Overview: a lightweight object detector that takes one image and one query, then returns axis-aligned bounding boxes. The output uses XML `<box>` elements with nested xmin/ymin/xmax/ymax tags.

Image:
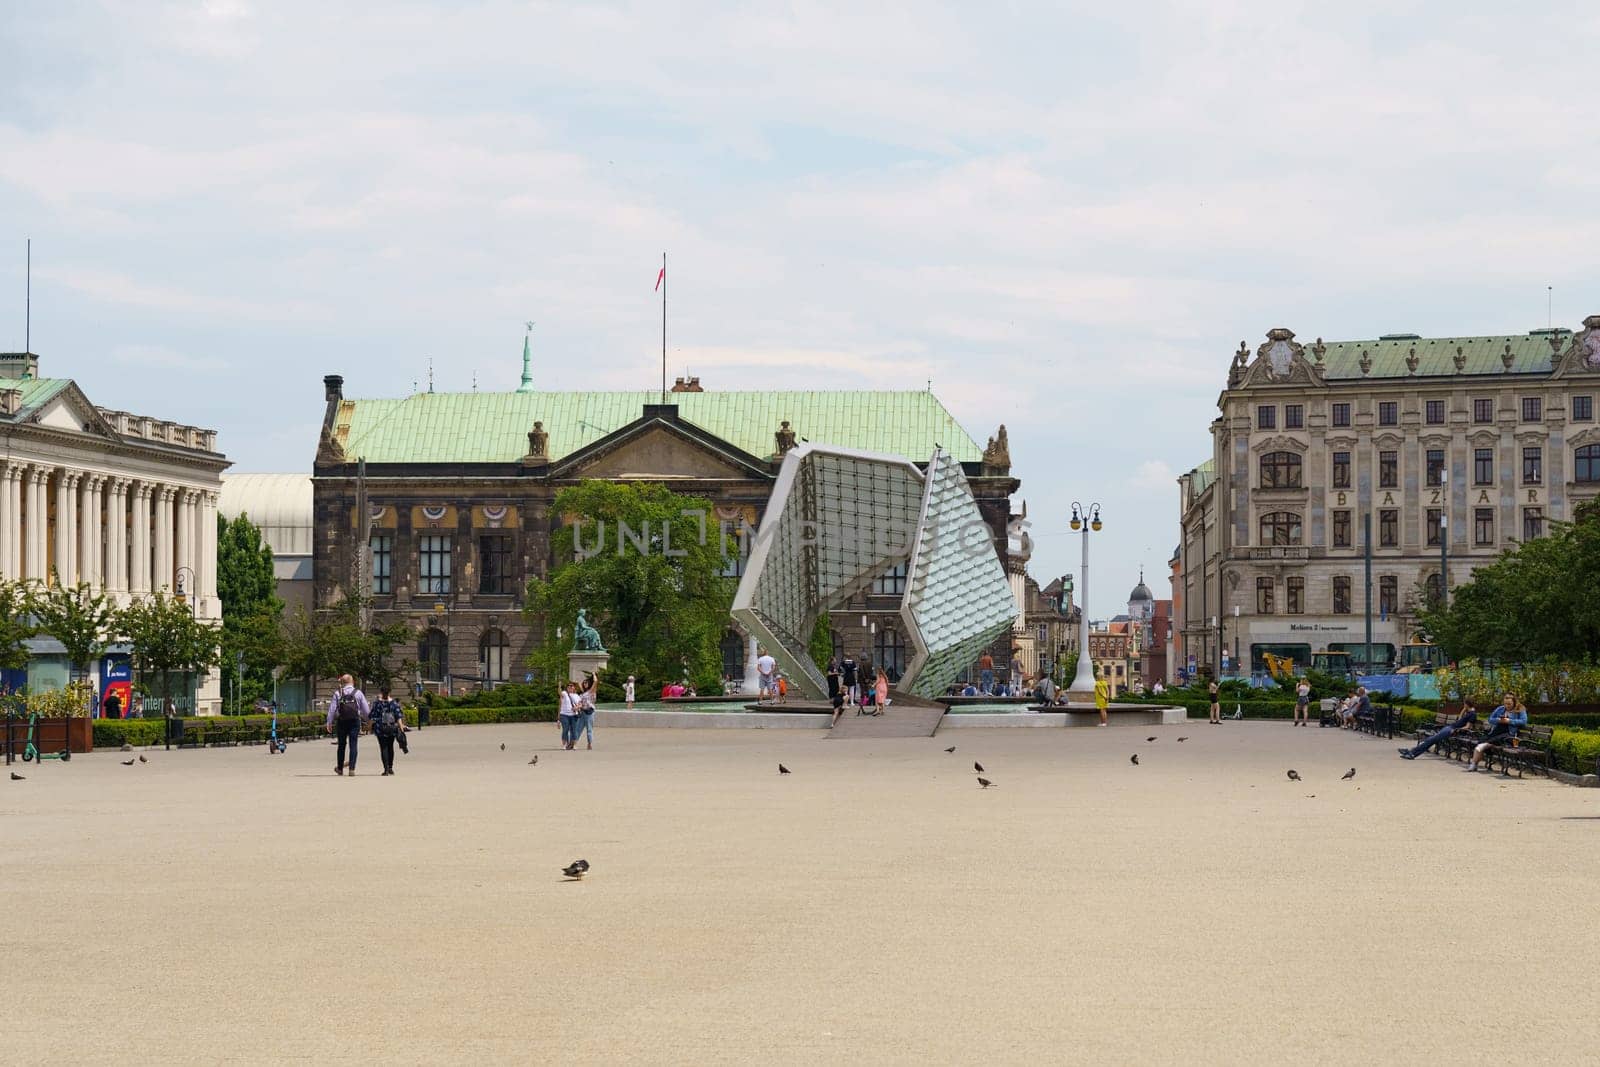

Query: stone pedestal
<box><xmin>568</xmin><ymin>650</ymin><xmax>610</xmax><ymax>685</ymax></box>
<box><xmin>1063</xmin><ymin>688</ymin><xmax>1098</xmax><ymax>707</ymax></box>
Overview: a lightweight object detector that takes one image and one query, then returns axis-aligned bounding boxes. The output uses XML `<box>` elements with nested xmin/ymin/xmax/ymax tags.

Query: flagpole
<box><xmin>660</xmin><ymin>251</ymin><xmax>667</xmax><ymax>404</ymax></box>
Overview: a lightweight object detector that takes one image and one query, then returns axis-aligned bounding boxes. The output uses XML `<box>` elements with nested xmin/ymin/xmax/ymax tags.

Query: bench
<box><xmin>1474</xmin><ymin>724</ymin><xmax>1554</xmax><ymax>778</ymax></box>
<box><xmin>1354</xmin><ymin>697</ymin><xmax>1401</xmax><ymax>739</ymax></box>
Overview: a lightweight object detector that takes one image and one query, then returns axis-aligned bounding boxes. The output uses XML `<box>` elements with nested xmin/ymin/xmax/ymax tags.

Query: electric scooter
<box><xmin>22</xmin><ymin>712</ymin><xmax>72</xmax><ymax>762</ymax></box>
<box><xmin>267</xmin><ymin>701</ymin><xmax>286</xmax><ymax>754</ymax></box>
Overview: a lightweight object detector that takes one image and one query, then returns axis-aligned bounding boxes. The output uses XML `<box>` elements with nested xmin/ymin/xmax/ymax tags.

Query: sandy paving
<box><xmin>3</xmin><ymin>719</ymin><xmax>1598</xmax><ymax>1065</ymax></box>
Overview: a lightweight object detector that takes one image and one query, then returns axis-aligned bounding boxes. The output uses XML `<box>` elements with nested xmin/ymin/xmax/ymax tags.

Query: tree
<box><xmin>281</xmin><ymin>598</ymin><xmax>413</xmax><ymax>692</ymax></box>
<box><xmin>524</xmin><ymin>481</ymin><xmax>735</xmax><ymax>691</ymax></box>
<box><xmin>808</xmin><ymin>612</ymin><xmax>834</xmax><ymax>671</ymax></box>
<box><xmin>1419</xmin><ymin>500</ymin><xmax>1600</xmax><ymax>662</ymax></box>
<box><xmin>29</xmin><ymin>578</ymin><xmax>115</xmax><ymax>709</ymax></box>
<box><xmin>118</xmin><ymin>591</ymin><xmax>220</xmax><ymax>710</ymax></box>
<box><xmin>216</xmin><ymin>513</ymin><xmax>285</xmax><ymax>710</ymax></box>
<box><xmin>0</xmin><ymin>579</ymin><xmax>36</xmax><ymax>672</ymax></box>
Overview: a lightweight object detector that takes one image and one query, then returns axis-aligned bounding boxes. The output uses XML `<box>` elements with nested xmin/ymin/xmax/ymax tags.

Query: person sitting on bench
<box><xmin>1465</xmin><ymin>693</ymin><xmax>1527</xmax><ymax>772</ymax></box>
<box><xmin>1398</xmin><ymin>701</ymin><xmax>1476</xmax><ymax>759</ymax></box>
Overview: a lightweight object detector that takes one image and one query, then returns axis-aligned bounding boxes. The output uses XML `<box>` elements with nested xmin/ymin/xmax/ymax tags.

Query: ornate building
<box><xmin>310</xmin><ymin>363</ymin><xmax>1018</xmax><ymax>697</ymax></box>
<box><xmin>1179</xmin><ymin>316</ymin><xmax>1600</xmax><ymax>675</ymax></box>
<box><xmin>0</xmin><ymin>352</ymin><xmax>228</xmax><ymax>709</ymax></box>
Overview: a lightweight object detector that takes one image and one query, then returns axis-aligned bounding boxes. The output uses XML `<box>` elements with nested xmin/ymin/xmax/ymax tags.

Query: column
<box><xmin>55</xmin><ymin>471</ymin><xmax>77</xmax><ymax>585</ymax></box>
<box><xmin>200</xmin><ymin>490</ymin><xmax>219</xmax><ymax>613</ymax></box>
<box><xmin>130</xmin><ymin>485</ymin><xmax>152</xmax><ymax>594</ymax></box>
<box><xmin>0</xmin><ymin>466</ymin><xmax>12</xmax><ymax>581</ymax></box>
<box><xmin>175</xmin><ymin>489</ymin><xmax>194</xmax><ymax>597</ymax></box>
<box><xmin>79</xmin><ymin>475</ymin><xmax>99</xmax><ymax>590</ymax></box>
<box><xmin>107</xmin><ymin>480</ymin><xmax>128</xmax><ymax>593</ymax></box>
<box><xmin>24</xmin><ymin>469</ymin><xmax>45</xmax><ymax>581</ymax></box>
<box><xmin>160</xmin><ymin>487</ymin><xmax>177</xmax><ymax>591</ymax></box>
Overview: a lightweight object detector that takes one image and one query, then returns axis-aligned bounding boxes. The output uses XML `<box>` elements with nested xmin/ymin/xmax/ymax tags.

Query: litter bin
<box><xmin>166</xmin><ymin>714</ymin><xmax>184</xmax><ymax>748</ymax></box>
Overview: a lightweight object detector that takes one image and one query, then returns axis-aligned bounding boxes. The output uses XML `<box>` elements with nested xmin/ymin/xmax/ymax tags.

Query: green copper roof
<box><xmin>1186</xmin><ymin>458</ymin><xmax>1215</xmax><ymax>494</ymax></box>
<box><xmin>0</xmin><ymin>377</ymin><xmax>72</xmax><ymax>417</ymax></box>
<box><xmin>336</xmin><ymin>390</ymin><xmax>985</xmax><ymax>465</ymax></box>
<box><xmin>1317</xmin><ymin>332</ymin><xmax>1564</xmax><ymax>380</ymax></box>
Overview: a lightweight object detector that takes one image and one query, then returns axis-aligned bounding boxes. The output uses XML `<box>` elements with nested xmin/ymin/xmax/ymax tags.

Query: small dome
<box><xmin>1129</xmin><ymin>581</ymin><xmax>1152</xmax><ymax>602</ymax></box>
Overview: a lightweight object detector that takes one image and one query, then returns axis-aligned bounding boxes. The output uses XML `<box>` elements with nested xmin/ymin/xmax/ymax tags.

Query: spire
<box><xmin>517</xmin><ymin>328</ymin><xmax>534</xmax><ymax>393</ymax></box>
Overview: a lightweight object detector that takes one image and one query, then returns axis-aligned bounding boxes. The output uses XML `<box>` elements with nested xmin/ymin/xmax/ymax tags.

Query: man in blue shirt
<box><xmin>1398</xmin><ymin>701</ymin><xmax>1476</xmax><ymax>759</ymax></box>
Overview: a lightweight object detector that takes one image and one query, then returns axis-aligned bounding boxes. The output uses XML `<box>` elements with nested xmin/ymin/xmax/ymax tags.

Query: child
<box><xmin>624</xmin><ymin>675</ymin><xmax>636</xmax><ymax>709</ymax></box>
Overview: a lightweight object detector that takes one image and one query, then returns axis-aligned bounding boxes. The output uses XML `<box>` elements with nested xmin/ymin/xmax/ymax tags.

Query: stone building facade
<box><xmin>1179</xmin><ymin>316</ymin><xmax>1600</xmax><ymax>675</ymax></box>
<box><xmin>310</xmin><ymin>370</ymin><xmax>1018</xmax><ymax>697</ymax></box>
<box><xmin>0</xmin><ymin>352</ymin><xmax>228</xmax><ymax>709</ymax></box>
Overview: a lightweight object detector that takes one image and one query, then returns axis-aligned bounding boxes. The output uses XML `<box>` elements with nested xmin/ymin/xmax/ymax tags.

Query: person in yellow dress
<box><xmin>1093</xmin><ymin>670</ymin><xmax>1110</xmax><ymax>726</ymax></box>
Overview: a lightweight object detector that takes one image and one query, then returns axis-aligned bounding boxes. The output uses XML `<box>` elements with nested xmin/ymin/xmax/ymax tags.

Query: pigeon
<box><xmin>138</xmin><ymin>755</ymin><xmax>147</xmax><ymax>763</ymax></box>
<box><xmin>1287</xmin><ymin>769</ymin><xmax>1302</xmax><ymax>781</ymax></box>
<box><xmin>121</xmin><ymin>759</ymin><xmax>135</xmax><ymax>766</ymax></box>
<box><xmin>500</xmin><ymin>743</ymin><xmax>506</xmax><ymax>751</ymax></box>
<box><xmin>778</xmin><ymin>764</ymin><xmax>791</xmax><ymax>775</ymax></box>
<box><xmin>528</xmin><ymin>755</ymin><xmax>538</xmax><ymax>765</ymax></box>
<box><xmin>944</xmin><ymin>746</ymin><xmax>956</xmax><ymax>753</ymax></box>
<box><xmin>10</xmin><ymin>772</ymin><xmax>23</xmax><ymax>780</ymax></box>
<box><xmin>977</xmin><ymin>777</ymin><xmax>995</xmax><ymax>789</ymax></box>
<box><xmin>974</xmin><ymin>761</ymin><xmax>985</xmax><ymax>773</ymax></box>
<box><xmin>1147</xmin><ymin>736</ymin><xmax>1158</xmax><ymax>742</ymax></box>
<box><xmin>562</xmin><ymin>859</ymin><xmax>590</xmax><ymax>880</ymax></box>
<box><xmin>1341</xmin><ymin>768</ymin><xmax>1356</xmax><ymax>780</ymax></box>
<box><xmin>1130</xmin><ymin>754</ymin><xmax>1139</xmax><ymax>765</ymax></box>
<box><xmin>1177</xmin><ymin>737</ymin><xmax>1189</xmax><ymax>742</ymax></box>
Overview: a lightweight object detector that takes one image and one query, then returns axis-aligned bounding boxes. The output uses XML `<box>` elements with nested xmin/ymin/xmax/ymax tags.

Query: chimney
<box><xmin>0</xmin><ymin>353</ymin><xmax>39</xmax><ymax>380</ymax></box>
<box><xmin>670</xmin><ymin>376</ymin><xmax>704</xmax><ymax>393</ymax></box>
<box><xmin>324</xmin><ymin>374</ymin><xmax>344</xmax><ymax>402</ymax></box>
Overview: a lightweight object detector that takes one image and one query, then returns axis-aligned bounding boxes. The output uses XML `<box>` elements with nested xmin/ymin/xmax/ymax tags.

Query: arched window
<box><xmin>720</xmin><ymin>629</ymin><xmax>744</xmax><ymax>680</ymax></box>
<box><xmin>1259</xmin><ymin>511</ymin><xmax>1303</xmax><ymax>546</ymax></box>
<box><xmin>478</xmin><ymin>628</ymin><xmax>510</xmax><ymax>686</ymax></box>
<box><xmin>1576</xmin><ymin>444</ymin><xmax>1600</xmax><ymax>483</ymax></box>
<box><xmin>1423</xmin><ymin>572</ymin><xmax>1445</xmax><ymax>606</ymax></box>
<box><xmin>874</xmin><ymin>628</ymin><xmax>906</xmax><ymax>681</ymax></box>
<box><xmin>1260</xmin><ymin>451</ymin><xmax>1303</xmax><ymax>489</ymax></box>
<box><xmin>418</xmin><ymin>628</ymin><xmax>448</xmax><ymax>683</ymax></box>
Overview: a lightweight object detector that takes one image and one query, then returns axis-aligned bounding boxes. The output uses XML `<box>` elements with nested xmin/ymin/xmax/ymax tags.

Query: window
<box><xmin>1473</xmin><ymin>398</ymin><xmax>1493</xmax><ymax>423</ymax></box>
<box><xmin>1257</xmin><ymin>405</ymin><xmax>1276</xmax><ymax>430</ymax></box>
<box><xmin>370</xmin><ymin>533</ymin><xmax>392</xmax><ymax>595</ymax></box>
<box><xmin>1473</xmin><ymin>448</ymin><xmax>1494</xmax><ymax>485</ymax></box>
<box><xmin>1474</xmin><ymin>507</ymin><xmax>1494</xmax><ymax>546</ymax></box>
<box><xmin>874</xmin><ymin>628</ymin><xmax>906</xmax><ymax>680</ymax></box>
<box><xmin>720</xmin><ymin>630</ymin><xmax>745</xmax><ymax>679</ymax></box>
<box><xmin>1333</xmin><ymin>576</ymin><xmax>1352</xmax><ymax>614</ymax></box>
<box><xmin>1259</xmin><ymin>511</ymin><xmax>1302</xmax><ymax>546</ymax></box>
<box><xmin>418</xmin><ymin>628</ymin><xmax>448</xmax><ymax>682</ymax></box>
<box><xmin>1379</xmin><ymin>450</ymin><xmax>1398</xmax><ymax>488</ymax></box>
<box><xmin>1574</xmin><ymin>395</ymin><xmax>1593</xmax><ymax>422</ymax></box>
<box><xmin>1522</xmin><ymin>397</ymin><xmax>1542</xmax><ymax>422</ymax></box>
<box><xmin>1425</xmin><ymin>399</ymin><xmax>1445</xmax><ymax>425</ymax></box>
<box><xmin>1379</xmin><ymin>509</ymin><xmax>1398</xmax><ymax>547</ymax></box>
<box><xmin>1426</xmin><ymin>449</ymin><xmax>1446</xmax><ymax>487</ymax></box>
<box><xmin>1286</xmin><ymin>576</ymin><xmax>1304</xmax><ymax>615</ymax></box>
<box><xmin>1379</xmin><ymin>576</ymin><xmax>1398</xmax><ymax>617</ymax></box>
<box><xmin>1332</xmin><ymin>403</ymin><xmax>1351</xmax><ymax>427</ymax></box>
<box><xmin>872</xmin><ymin>563</ymin><xmax>908</xmax><ymax>596</ymax></box>
<box><xmin>1523</xmin><ymin>446</ymin><xmax>1542</xmax><ymax>485</ymax></box>
<box><xmin>419</xmin><ymin>535</ymin><xmax>452</xmax><ymax>595</ymax></box>
<box><xmin>1523</xmin><ymin>507</ymin><xmax>1544</xmax><ymax>541</ymax></box>
<box><xmin>1284</xmin><ymin>404</ymin><xmax>1304</xmax><ymax>429</ymax></box>
<box><xmin>1260</xmin><ymin>451</ymin><xmax>1303</xmax><ymax>489</ymax></box>
<box><xmin>1426</xmin><ymin>508</ymin><xmax>1442</xmax><ymax>547</ymax></box>
<box><xmin>1578</xmin><ymin>444</ymin><xmax>1600</xmax><ymax>483</ymax></box>
<box><xmin>478</xmin><ymin>534</ymin><xmax>514</xmax><ymax>594</ymax></box>
<box><xmin>1424</xmin><ymin>572</ymin><xmax>1444</xmax><ymax>606</ymax></box>
<box><xmin>1378</xmin><ymin>401</ymin><xmax>1398</xmax><ymax>426</ymax></box>
<box><xmin>478</xmin><ymin>628</ymin><xmax>510</xmax><ymax>684</ymax></box>
<box><xmin>1332</xmin><ymin>510</ymin><xmax>1351</xmax><ymax>548</ymax></box>
<box><xmin>1256</xmin><ymin>577</ymin><xmax>1275</xmax><ymax>614</ymax></box>
<box><xmin>1331</xmin><ymin>451</ymin><xmax>1351</xmax><ymax>489</ymax></box>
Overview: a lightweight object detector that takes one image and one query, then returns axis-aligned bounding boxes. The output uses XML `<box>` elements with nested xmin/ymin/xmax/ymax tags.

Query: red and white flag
<box><xmin>655</xmin><ymin>263</ymin><xmax>665</xmax><ymax>291</ymax></box>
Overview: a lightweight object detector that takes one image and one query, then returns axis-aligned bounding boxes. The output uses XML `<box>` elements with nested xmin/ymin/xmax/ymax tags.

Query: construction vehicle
<box><xmin>1312</xmin><ymin>651</ymin><xmax>1353</xmax><ymax>677</ymax></box>
<box><xmin>1261</xmin><ymin>652</ymin><xmax>1299</xmax><ymax>682</ymax></box>
<box><xmin>1397</xmin><ymin>641</ymin><xmax>1440</xmax><ymax>674</ymax></box>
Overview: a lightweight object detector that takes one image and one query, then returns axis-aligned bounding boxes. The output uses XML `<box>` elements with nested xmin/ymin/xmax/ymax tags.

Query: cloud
<box><xmin>110</xmin><ymin>344</ymin><xmax>225</xmax><ymax>372</ymax></box>
<box><xmin>1131</xmin><ymin>460</ymin><xmax>1179</xmax><ymax>495</ymax></box>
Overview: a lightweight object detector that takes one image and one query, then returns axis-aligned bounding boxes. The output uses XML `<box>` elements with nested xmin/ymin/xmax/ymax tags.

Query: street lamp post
<box><xmin>1439</xmin><ymin>512</ymin><xmax>1449</xmax><ymax>609</ymax></box>
<box><xmin>175</xmin><ymin>565</ymin><xmax>197</xmax><ymax>714</ymax></box>
<box><xmin>1066</xmin><ymin>502</ymin><xmax>1102</xmax><ymax>701</ymax></box>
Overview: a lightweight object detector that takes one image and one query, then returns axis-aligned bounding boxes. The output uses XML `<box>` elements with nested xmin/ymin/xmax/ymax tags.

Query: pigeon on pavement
<box><xmin>10</xmin><ymin>772</ymin><xmax>24</xmax><ymax>780</ymax></box>
<box><xmin>1177</xmin><ymin>737</ymin><xmax>1189</xmax><ymax>742</ymax></box>
<box><xmin>562</xmin><ymin>859</ymin><xmax>590</xmax><ymax>880</ymax></box>
<box><xmin>977</xmin><ymin>777</ymin><xmax>995</xmax><ymax>789</ymax></box>
<box><xmin>944</xmin><ymin>746</ymin><xmax>956</xmax><ymax>753</ymax></box>
<box><xmin>528</xmin><ymin>755</ymin><xmax>539</xmax><ymax>765</ymax></box>
<box><xmin>974</xmin><ymin>761</ymin><xmax>984</xmax><ymax>773</ymax></box>
<box><xmin>1287</xmin><ymin>769</ymin><xmax>1302</xmax><ymax>781</ymax></box>
<box><xmin>138</xmin><ymin>755</ymin><xmax>148</xmax><ymax>763</ymax></box>
<box><xmin>779</xmin><ymin>763</ymin><xmax>791</xmax><ymax>775</ymax></box>
<box><xmin>1342</xmin><ymin>768</ymin><xmax>1356</xmax><ymax>780</ymax></box>
<box><xmin>1130</xmin><ymin>754</ymin><xmax>1139</xmax><ymax>765</ymax></box>
<box><xmin>500</xmin><ymin>743</ymin><xmax>506</xmax><ymax>751</ymax></box>
<box><xmin>121</xmin><ymin>759</ymin><xmax>135</xmax><ymax>766</ymax></box>
<box><xmin>1147</xmin><ymin>736</ymin><xmax>1157</xmax><ymax>742</ymax></box>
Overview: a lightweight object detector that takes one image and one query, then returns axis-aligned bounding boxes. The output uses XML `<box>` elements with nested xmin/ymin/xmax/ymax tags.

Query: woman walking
<box><xmin>369</xmin><ymin>686</ymin><xmax>406</xmax><ymax>776</ymax></box>
<box><xmin>874</xmin><ymin>668</ymin><xmax>890</xmax><ymax>713</ymax></box>
<box><xmin>577</xmin><ymin>673</ymin><xmax>598</xmax><ymax>750</ymax></box>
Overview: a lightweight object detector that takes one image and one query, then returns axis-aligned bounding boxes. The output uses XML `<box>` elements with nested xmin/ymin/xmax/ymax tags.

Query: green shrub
<box><xmin>1549</xmin><ymin>728</ymin><xmax>1600</xmax><ymax>775</ymax></box>
<box><xmin>424</xmin><ymin>705</ymin><xmax>556</xmax><ymax>725</ymax></box>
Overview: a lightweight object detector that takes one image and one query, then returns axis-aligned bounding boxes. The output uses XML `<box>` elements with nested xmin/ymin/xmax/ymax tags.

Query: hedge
<box><xmin>422</xmin><ymin>706</ymin><xmax>556</xmax><ymax>725</ymax></box>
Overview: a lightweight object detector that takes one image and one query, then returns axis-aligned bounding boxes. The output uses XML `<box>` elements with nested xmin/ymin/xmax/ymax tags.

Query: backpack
<box><xmin>371</xmin><ymin>700</ymin><xmax>397</xmax><ymax>736</ymax></box>
<box><xmin>336</xmin><ymin>689</ymin><xmax>361</xmax><ymax>723</ymax></box>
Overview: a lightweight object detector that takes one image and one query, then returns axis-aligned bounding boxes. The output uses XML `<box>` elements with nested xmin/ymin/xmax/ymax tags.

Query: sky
<box><xmin>5</xmin><ymin>1</ymin><xmax>1600</xmax><ymax>616</ymax></box>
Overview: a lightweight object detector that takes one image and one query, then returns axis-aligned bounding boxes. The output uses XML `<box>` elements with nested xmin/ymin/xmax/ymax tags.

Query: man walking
<box><xmin>325</xmin><ymin>674</ymin><xmax>370</xmax><ymax>776</ymax></box>
<box><xmin>369</xmin><ymin>686</ymin><xmax>406</xmax><ymax>776</ymax></box>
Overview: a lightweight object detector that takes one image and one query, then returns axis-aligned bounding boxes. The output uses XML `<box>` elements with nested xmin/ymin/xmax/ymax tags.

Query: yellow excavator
<box><xmin>1261</xmin><ymin>652</ymin><xmax>1299</xmax><ymax>683</ymax></box>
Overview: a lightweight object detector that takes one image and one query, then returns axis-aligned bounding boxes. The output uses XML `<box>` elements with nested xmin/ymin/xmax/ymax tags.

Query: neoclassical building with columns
<box><xmin>0</xmin><ymin>352</ymin><xmax>228</xmax><ymax>710</ymax></box>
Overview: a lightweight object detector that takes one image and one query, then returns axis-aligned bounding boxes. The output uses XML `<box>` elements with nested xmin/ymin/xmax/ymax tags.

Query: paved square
<box><xmin>5</xmin><ymin>721</ymin><xmax>1598</xmax><ymax>1064</ymax></box>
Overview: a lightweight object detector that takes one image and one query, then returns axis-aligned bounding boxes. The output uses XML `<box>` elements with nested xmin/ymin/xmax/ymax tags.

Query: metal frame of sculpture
<box><xmin>731</xmin><ymin>443</ymin><xmax>1016</xmax><ymax>700</ymax></box>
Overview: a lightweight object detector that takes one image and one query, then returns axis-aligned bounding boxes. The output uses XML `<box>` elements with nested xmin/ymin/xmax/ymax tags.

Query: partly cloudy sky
<box><xmin>5</xmin><ymin>1</ymin><xmax>1600</xmax><ymax>614</ymax></box>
